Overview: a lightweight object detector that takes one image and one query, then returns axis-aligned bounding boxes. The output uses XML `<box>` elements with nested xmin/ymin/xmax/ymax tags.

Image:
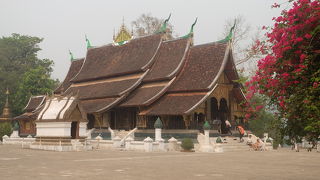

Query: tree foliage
<box><xmin>246</xmin><ymin>0</ymin><xmax>320</xmax><ymax>142</ymax></box>
<box><xmin>0</xmin><ymin>33</ymin><xmax>58</xmax><ymax>116</ymax></box>
<box><xmin>0</xmin><ymin>122</ymin><xmax>12</xmax><ymax>141</ymax></box>
<box><xmin>131</xmin><ymin>13</ymin><xmax>175</xmax><ymax>39</ymax></box>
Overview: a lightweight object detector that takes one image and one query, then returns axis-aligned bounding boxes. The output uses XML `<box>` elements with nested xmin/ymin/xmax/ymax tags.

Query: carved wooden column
<box><xmin>136</xmin><ymin>115</ymin><xmax>147</xmax><ymax>128</ymax></box>
<box><xmin>183</xmin><ymin>115</ymin><xmax>191</xmax><ymax>129</ymax></box>
<box><xmin>93</xmin><ymin>113</ymin><xmax>103</xmax><ymax>129</ymax></box>
<box><xmin>161</xmin><ymin>115</ymin><xmax>170</xmax><ymax>129</ymax></box>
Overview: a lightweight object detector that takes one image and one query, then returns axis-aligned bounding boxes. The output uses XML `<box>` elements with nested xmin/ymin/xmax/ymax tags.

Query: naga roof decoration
<box><xmin>155</xmin><ymin>14</ymin><xmax>171</xmax><ymax>34</ymax></box>
<box><xmin>68</xmin><ymin>50</ymin><xmax>74</xmax><ymax>61</ymax></box>
<box><xmin>85</xmin><ymin>35</ymin><xmax>92</xmax><ymax>49</ymax></box>
<box><xmin>181</xmin><ymin>18</ymin><xmax>198</xmax><ymax>39</ymax></box>
<box><xmin>217</xmin><ymin>19</ymin><xmax>236</xmax><ymax>43</ymax></box>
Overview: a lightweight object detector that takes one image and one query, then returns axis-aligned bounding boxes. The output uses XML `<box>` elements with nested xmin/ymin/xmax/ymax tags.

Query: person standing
<box><xmin>225</xmin><ymin>119</ymin><xmax>232</xmax><ymax>135</ymax></box>
<box><xmin>237</xmin><ymin>125</ymin><xmax>245</xmax><ymax>142</ymax></box>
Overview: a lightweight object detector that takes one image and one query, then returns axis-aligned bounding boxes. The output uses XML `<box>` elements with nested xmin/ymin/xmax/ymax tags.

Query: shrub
<box><xmin>0</xmin><ymin>122</ymin><xmax>12</xmax><ymax>141</ymax></box>
<box><xmin>216</xmin><ymin>136</ymin><xmax>223</xmax><ymax>143</ymax></box>
<box><xmin>181</xmin><ymin>138</ymin><xmax>194</xmax><ymax>151</ymax></box>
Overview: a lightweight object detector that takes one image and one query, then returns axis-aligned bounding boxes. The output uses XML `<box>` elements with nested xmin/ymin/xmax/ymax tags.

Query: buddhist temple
<box><xmin>14</xmin><ymin>95</ymin><xmax>46</xmax><ymax>136</ymax></box>
<box><xmin>0</xmin><ymin>88</ymin><xmax>12</xmax><ymax>122</ymax></box>
<box><xmin>49</xmin><ymin>17</ymin><xmax>246</xmax><ymax>139</ymax></box>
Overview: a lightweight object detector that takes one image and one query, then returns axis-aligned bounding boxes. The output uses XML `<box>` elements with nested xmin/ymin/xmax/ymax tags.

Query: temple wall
<box><xmin>79</xmin><ymin>122</ymin><xmax>88</xmax><ymax>137</ymax></box>
<box><xmin>36</xmin><ymin>122</ymin><xmax>71</xmax><ymax>137</ymax></box>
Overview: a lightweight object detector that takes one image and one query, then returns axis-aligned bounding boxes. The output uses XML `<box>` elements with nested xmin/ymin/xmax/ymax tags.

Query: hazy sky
<box><xmin>0</xmin><ymin>0</ymin><xmax>282</xmax><ymax>80</ymax></box>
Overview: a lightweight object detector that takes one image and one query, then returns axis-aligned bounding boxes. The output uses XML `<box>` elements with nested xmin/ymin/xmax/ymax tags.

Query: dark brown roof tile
<box><xmin>72</xmin><ymin>34</ymin><xmax>162</xmax><ymax>82</ymax></box>
<box><xmin>143</xmin><ymin>38</ymin><xmax>189</xmax><ymax>82</ymax></box>
<box><xmin>169</xmin><ymin>42</ymin><xmax>228</xmax><ymax>92</ymax></box>
<box><xmin>54</xmin><ymin>58</ymin><xmax>84</xmax><ymax>94</ymax></box>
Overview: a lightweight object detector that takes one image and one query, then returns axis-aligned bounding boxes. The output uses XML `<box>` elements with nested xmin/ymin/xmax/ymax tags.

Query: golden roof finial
<box><xmin>113</xmin><ymin>17</ymin><xmax>133</xmax><ymax>44</ymax></box>
<box><xmin>1</xmin><ymin>87</ymin><xmax>11</xmax><ymax>119</ymax></box>
<box><xmin>5</xmin><ymin>87</ymin><xmax>9</xmax><ymax>95</ymax></box>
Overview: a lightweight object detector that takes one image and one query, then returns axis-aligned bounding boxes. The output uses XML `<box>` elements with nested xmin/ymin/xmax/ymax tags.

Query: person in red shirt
<box><xmin>237</xmin><ymin>125</ymin><xmax>245</xmax><ymax>142</ymax></box>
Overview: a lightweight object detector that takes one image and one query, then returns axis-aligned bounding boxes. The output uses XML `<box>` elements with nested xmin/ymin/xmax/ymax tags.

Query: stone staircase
<box><xmin>210</xmin><ymin>136</ymin><xmax>250</xmax><ymax>152</ymax></box>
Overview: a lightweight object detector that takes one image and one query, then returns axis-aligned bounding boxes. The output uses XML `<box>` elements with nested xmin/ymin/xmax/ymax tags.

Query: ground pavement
<box><xmin>0</xmin><ymin>145</ymin><xmax>319</xmax><ymax>180</ymax></box>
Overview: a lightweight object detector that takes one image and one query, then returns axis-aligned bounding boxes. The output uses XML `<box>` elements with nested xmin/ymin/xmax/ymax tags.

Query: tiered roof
<box><xmin>54</xmin><ymin>58</ymin><xmax>84</xmax><ymax>94</ymax></box>
<box><xmin>141</xmin><ymin>42</ymin><xmax>231</xmax><ymax>115</ymax></box>
<box><xmin>14</xmin><ymin>95</ymin><xmax>46</xmax><ymax>120</ymax></box>
<box><xmin>55</xmin><ymin>20</ymin><xmax>245</xmax><ymax>116</ymax></box>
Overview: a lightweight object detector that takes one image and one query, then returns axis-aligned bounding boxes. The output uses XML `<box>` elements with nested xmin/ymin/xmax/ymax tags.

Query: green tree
<box><xmin>0</xmin><ymin>122</ymin><xmax>12</xmax><ymax>141</ymax></box>
<box><xmin>14</xmin><ymin>66</ymin><xmax>57</xmax><ymax>112</ymax></box>
<box><xmin>0</xmin><ymin>33</ymin><xmax>58</xmax><ymax>116</ymax></box>
<box><xmin>131</xmin><ymin>13</ymin><xmax>176</xmax><ymax>40</ymax></box>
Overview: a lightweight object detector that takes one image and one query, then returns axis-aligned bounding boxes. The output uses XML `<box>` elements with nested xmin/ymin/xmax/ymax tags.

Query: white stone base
<box><xmin>10</xmin><ymin>131</ymin><xmax>19</xmax><ymax>138</ymax></box>
<box><xmin>214</xmin><ymin>144</ymin><xmax>224</xmax><ymax>153</ymax></box>
<box><xmin>199</xmin><ymin>144</ymin><xmax>214</xmax><ymax>152</ymax></box>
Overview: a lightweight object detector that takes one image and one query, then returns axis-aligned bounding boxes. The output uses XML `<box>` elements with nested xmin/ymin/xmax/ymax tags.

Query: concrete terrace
<box><xmin>0</xmin><ymin>145</ymin><xmax>319</xmax><ymax>180</ymax></box>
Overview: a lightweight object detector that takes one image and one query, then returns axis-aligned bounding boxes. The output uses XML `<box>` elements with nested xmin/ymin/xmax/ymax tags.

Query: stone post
<box><xmin>2</xmin><ymin>135</ymin><xmax>9</xmax><ymax>144</ymax></box>
<box><xmin>263</xmin><ymin>133</ymin><xmax>268</xmax><ymax>144</ymax></box>
<box><xmin>10</xmin><ymin>131</ymin><xmax>19</xmax><ymax>138</ymax></box>
<box><xmin>158</xmin><ymin>139</ymin><xmax>166</xmax><ymax>151</ymax></box>
<box><xmin>113</xmin><ymin>136</ymin><xmax>121</xmax><ymax>148</ymax></box>
<box><xmin>168</xmin><ymin>137</ymin><xmax>178</xmax><ymax>151</ymax></box>
<box><xmin>200</xmin><ymin>121</ymin><xmax>213</xmax><ymax>152</ymax></box>
<box><xmin>95</xmin><ymin>135</ymin><xmax>103</xmax><ymax>149</ymax></box>
<box><xmin>317</xmin><ymin>138</ymin><xmax>320</xmax><ymax>153</ymax></box>
<box><xmin>125</xmin><ymin>136</ymin><xmax>133</xmax><ymax>150</ymax></box>
<box><xmin>154</xmin><ymin>117</ymin><xmax>163</xmax><ymax>142</ymax></box>
<box><xmin>144</xmin><ymin>137</ymin><xmax>153</xmax><ymax>152</ymax></box>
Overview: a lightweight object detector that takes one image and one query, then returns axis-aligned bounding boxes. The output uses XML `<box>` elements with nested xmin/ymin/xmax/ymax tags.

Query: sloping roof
<box><xmin>141</xmin><ymin>42</ymin><xmax>231</xmax><ymax>115</ymax></box>
<box><xmin>37</xmin><ymin>96</ymin><xmax>87</xmax><ymax>122</ymax></box>
<box><xmin>143</xmin><ymin>38</ymin><xmax>190</xmax><ymax>82</ymax></box>
<box><xmin>54</xmin><ymin>58</ymin><xmax>84</xmax><ymax>94</ymax></box>
<box><xmin>65</xmin><ymin>77</ymin><xmax>142</xmax><ymax>100</ymax></box>
<box><xmin>80</xmin><ymin>97</ymin><xmax>123</xmax><ymax>113</ymax></box>
<box><xmin>24</xmin><ymin>95</ymin><xmax>46</xmax><ymax>112</ymax></box>
<box><xmin>169</xmin><ymin>42</ymin><xmax>228</xmax><ymax>92</ymax></box>
<box><xmin>64</xmin><ymin>71</ymin><xmax>148</xmax><ymax>113</ymax></box>
<box><xmin>120</xmin><ymin>38</ymin><xmax>190</xmax><ymax>107</ymax></box>
<box><xmin>72</xmin><ymin>34</ymin><xmax>162</xmax><ymax>82</ymax></box>
<box><xmin>140</xmin><ymin>93</ymin><xmax>207</xmax><ymax>115</ymax></box>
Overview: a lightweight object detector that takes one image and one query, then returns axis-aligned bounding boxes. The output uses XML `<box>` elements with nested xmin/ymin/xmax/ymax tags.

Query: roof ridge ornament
<box><xmin>181</xmin><ymin>17</ymin><xmax>198</xmax><ymax>39</ymax></box>
<box><xmin>216</xmin><ymin>19</ymin><xmax>236</xmax><ymax>43</ymax></box>
<box><xmin>113</xmin><ymin>18</ymin><xmax>133</xmax><ymax>46</ymax></box>
<box><xmin>156</xmin><ymin>13</ymin><xmax>171</xmax><ymax>34</ymax></box>
<box><xmin>68</xmin><ymin>50</ymin><xmax>74</xmax><ymax>61</ymax></box>
<box><xmin>85</xmin><ymin>35</ymin><xmax>92</xmax><ymax>49</ymax></box>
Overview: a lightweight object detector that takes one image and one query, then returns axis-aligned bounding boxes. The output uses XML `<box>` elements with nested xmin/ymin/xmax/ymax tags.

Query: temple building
<box><xmin>48</xmin><ymin>16</ymin><xmax>245</xmax><ymax>139</ymax></box>
<box><xmin>14</xmin><ymin>95</ymin><xmax>46</xmax><ymax>136</ymax></box>
<box><xmin>0</xmin><ymin>88</ymin><xmax>12</xmax><ymax>123</ymax></box>
<box><xmin>49</xmin><ymin>17</ymin><xmax>246</xmax><ymax>139</ymax></box>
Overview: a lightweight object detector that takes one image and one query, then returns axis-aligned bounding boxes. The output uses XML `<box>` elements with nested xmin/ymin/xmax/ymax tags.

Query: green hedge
<box><xmin>0</xmin><ymin>122</ymin><xmax>12</xmax><ymax>141</ymax></box>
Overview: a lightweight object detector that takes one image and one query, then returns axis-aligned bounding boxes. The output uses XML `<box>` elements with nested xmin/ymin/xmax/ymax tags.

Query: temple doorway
<box><xmin>71</xmin><ymin>121</ymin><xmax>78</xmax><ymax>139</ymax></box>
<box><xmin>219</xmin><ymin>98</ymin><xmax>229</xmax><ymax>134</ymax></box>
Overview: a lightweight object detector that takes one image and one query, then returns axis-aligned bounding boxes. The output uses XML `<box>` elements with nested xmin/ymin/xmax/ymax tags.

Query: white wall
<box><xmin>36</xmin><ymin>122</ymin><xmax>71</xmax><ymax>137</ymax></box>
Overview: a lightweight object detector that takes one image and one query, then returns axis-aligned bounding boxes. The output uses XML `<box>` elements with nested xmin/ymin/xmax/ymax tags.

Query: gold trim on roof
<box><xmin>113</xmin><ymin>21</ymin><xmax>132</xmax><ymax>43</ymax></box>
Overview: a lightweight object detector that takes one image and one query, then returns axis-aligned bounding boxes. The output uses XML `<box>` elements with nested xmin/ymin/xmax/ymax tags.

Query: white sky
<box><xmin>0</xmin><ymin>0</ymin><xmax>282</xmax><ymax>80</ymax></box>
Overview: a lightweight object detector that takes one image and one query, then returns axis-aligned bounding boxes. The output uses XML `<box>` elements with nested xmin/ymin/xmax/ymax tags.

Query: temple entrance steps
<box><xmin>114</xmin><ymin>130</ymin><xmax>131</xmax><ymax>139</ymax></box>
<box><xmin>210</xmin><ymin>136</ymin><xmax>250</xmax><ymax>152</ymax></box>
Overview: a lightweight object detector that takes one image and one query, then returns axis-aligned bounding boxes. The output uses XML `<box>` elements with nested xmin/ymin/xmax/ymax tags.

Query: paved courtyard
<box><xmin>0</xmin><ymin>145</ymin><xmax>319</xmax><ymax>180</ymax></box>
